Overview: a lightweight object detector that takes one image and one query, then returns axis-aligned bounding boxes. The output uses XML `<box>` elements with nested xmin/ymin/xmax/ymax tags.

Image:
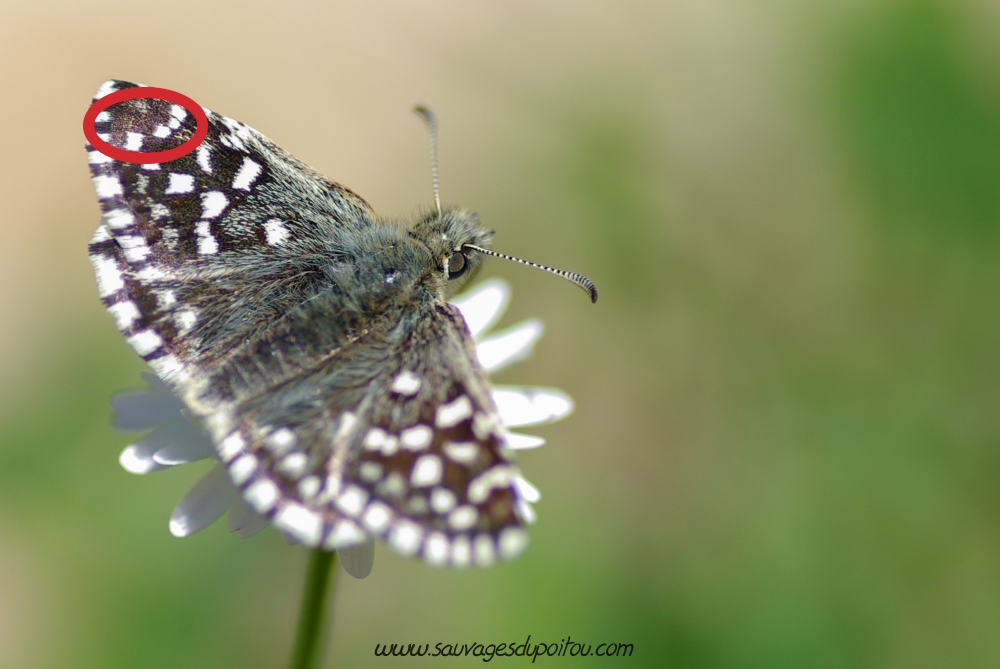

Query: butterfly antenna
<box><xmin>413</xmin><ymin>105</ymin><xmax>442</xmax><ymax>217</ymax></box>
<box><xmin>464</xmin><ymin>244</ymin><xmax>598</xmax><ymax>303</ymax></box>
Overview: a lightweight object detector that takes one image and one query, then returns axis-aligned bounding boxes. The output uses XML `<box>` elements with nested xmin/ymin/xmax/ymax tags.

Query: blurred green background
<box><xmin>2</xmin><ymin>0</ymin><xmax>1000</xmax><ymax>666</ymax></box>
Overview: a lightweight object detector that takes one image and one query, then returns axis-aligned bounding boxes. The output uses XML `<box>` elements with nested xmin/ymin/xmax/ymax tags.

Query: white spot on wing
<box><xmin>473</xmin><ymin>534</ymin><xmax>496</xmax><ymax>566</ymax></box>
<box><xmin>200</xmin><ymin>191</ymin><xmax>228</xmax><ymax>219</ymax></box>
<box><xmin>94</xmin><ymin>81</ymin><xmax>118</xmax><ymax>99</ymax></box>
<box><xmin>229</xmin><ymin>454</ymin><xmax>258</xmax><ymax>485</ymax></box>
<box><xmin>430</xmin><ymin>487</ymin><xmax>457</xmax><ymax>513</ymax></box>
<box><xmin>118</xmin><ymin>235</ymin><xmax>150</xmax><ymax>263</ymax></box>
<box><xmin>362</xmin><ymin>502</ymin><xmax>391</xmax><ymax>532</ymax></box>
<box><xmin>378</xmin><ymin>472</ymin><xmax>406</xmax><ymax>498</ymax></box>
<box><xmin>165</xmin><ymin>173</ymin><xmax>195</xmax><ymax>194</ymax></box>
<box><xmin>391</xmin><ymin>370</ymin><xmax>422</xmax><ymax>395</ymax></box>
<box><xmin>220</xmin><ymin>432</ymin><xmax>245</xmax><ymax>461</ymax></box>
<box><xmin>276</xmin><ymin>505</ymin><xmax>323</xmax><ymax>545</ymax></box>
<box><xmin>364</xmin><ymin>428</ymin><xmax>386</xmax><ymax>449</ymax></box>
<box><xmin>389</xmin><ymin>521</ymin><xmax>422</xmax><ymax>555</ymax></box>
<box><xmin>93</xmin><ymin>175</ymin><xmax>123</xmax><ymax>198</ymax></box>
<box><xmin>196</xmin><ymin>145</ymin><xmax>212</xmax><ymax>173</ymax></box>
<box><xmin>424</xmin><ymin>533</ymin><xmax>450</xmax><ymax>566</ymax></box>
<box><xmin>264</xmin><ymin>219</ymin><xmax>288</xmax><ymax>246</ymax></box>
<box><xmin>448</xmin><ymin>505</ymin><xmax>479</xmax><ymax>531</ymax></box>
<box><xmin>232</xmin><ymin>157</ymin><xmax>262</xmax><ymax>190</ymax></box>
<box><xmin>88</xmin><ymin>150</ymin><xmax>113</xmax><ymax>164</ymax></box>
<box><xmin>90</xmin><ymin>226</ymin><xmax>112</xmax><ymax>244</ymax></box>
<box><xmin>298</xmin><ymin>476</ymin><xmax>321</xmax><ymax>499</ymax></box>
<box><xmin>152</xmin><ymin>355</ymin><xmax>187</xmax><ymax>382</ymax></box>
<box><xmin>363</xmin><ymin>428</ymin><xmax>398</xmax><ymax>456</ymax></box>
<box><xmin>124</xmin><ymin>132</ymin><xmax>144</xmax><ymax>151</ymax></box>
<box><xmin>267</xmin><ymin>428</ymin><xmax>296</xmax><ymax>453</ymax></box>
<box><xmin>245</xmin><ymin>479</ymin><xmax>279</xmax><ymax>513</ymax></box>
<box><xmin>135</xmin><ymin>265</ymin><xmax>167</xmax><ymax>280</ymax></box>
<box><xmin>467</xmin><ymin>465</ymin><xmax>513</xmax><ymax>504</ymax></box>
<box><xmin>359</xmin><ymin>462</ymin><xmax>382</xmax><ymax>482</ymax></box>
<box><xmin>436</xmin><ymin>395</ymin><xmax>473</xmax><ymax>428</ymax></box>
<box><xmin>104</xmin><ymin>208</ymin><xmax>135</xmax><ymax>229</ymax></box>
<box><xmin>92</xmin><ymin>255</ymin><xmax>124</xmax><ymax>297</ymax></box>
<box><xmin>153</xmin><ymin>125</ymin><xmax>171</xmax><ymax>138</ymax></box>
<box><xmin>150</xmin><ymin>203</ymin><xmax>169</xmax><ymax>220</ymax></box>
<box><xmin>326</xmin><ymin>520</ymin><xmax>366</xmax><ymax>548</ymax></box>
<box><xmin>126</xmin><ymin>329</ymin><xmax>162</xmax><ymax>356</ymax></box>
<box><xmin>443</xmin><ymin>442</ymin><xmax>479</xmax><ymax>464</ymax></box>
<box><xmin>278</xmin><ymin>452</ymin><xmax>308</xmax><ymax>478</ymax></box>
<box><xmin>452</xmin><ymin>535</ymin><xmax>472</xmax><ymax>568</ymax></box>
<box><xmin>108</xmin><ymin>301</ymin><xmax>140</xmax><ymax>329</ymax></box>
<box><xmin>336</xmin><ymin>486</ymin><xmax>368</xmax><ymax>517</ymax></box>
<box><xmin>411</xmin><ymin>455</ymin><xmax>443</xmax><ymax>487</ymax></box>
<box><xmin>400</xmin><ymin>425</ymin><xmax>432</xmax><ymax>451</ymax></box>
<box><xmin>175</xmin><ymin>309</ymin><xmax>197</xmax><ymax>334</ymax></box>
<box><xmin>196</xmin><ymin>221</ymin><xmax>218</xmax><ymax>255</ymax></box>
<box><xmin>155</xmin><ymin>290</ymin><xmax>178</xmax><ymax>308</ymax></box>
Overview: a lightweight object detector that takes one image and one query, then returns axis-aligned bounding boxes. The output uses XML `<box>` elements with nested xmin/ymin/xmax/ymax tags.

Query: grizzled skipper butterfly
<box><xmin>86</xmin><ymin>80</ymin><xmax>595</xmax><ymax>567</ymax></box>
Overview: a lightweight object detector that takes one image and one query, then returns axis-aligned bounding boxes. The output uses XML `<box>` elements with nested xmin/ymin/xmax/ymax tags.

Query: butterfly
<box><xmin>85</xmin><ymin>80</ymin><xmax>596</xmax><ymax>567</ymax></box>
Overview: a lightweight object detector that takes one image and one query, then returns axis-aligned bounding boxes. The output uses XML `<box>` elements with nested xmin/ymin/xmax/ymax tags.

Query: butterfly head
<box><xmin>411</xmin><ymin>105</ymin><xmax>598</xmax><ymax>303</ymax></box>
<box><xmin>409</xmin><ymin>207</ymin><xmax>494</xmax><ymax>295</ymax></box>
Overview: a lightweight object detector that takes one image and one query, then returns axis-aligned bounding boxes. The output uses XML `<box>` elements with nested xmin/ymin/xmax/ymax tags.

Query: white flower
<box><xmin>111</xmin><ymin>278</ymin><xmax>573</xmax><ymax>578</ymax></box>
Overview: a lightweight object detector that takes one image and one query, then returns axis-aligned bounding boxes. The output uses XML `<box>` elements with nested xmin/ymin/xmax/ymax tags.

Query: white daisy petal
<box><xmin>517</xmin><ymin>499</ymin><xmax>537</xmax><ymax>524</ymax></box>
<box><xmin>123</xmin><ymin>419</ymin><xmax>212</xmax><ymax>471</ymax></box>
<box><xmin>475</xmin><ymin>319</ymin><xmax>544</xmax><ymax>372</ymax></box>
<box><xmin>111</xmin><ymin>389</ymin><xmax>186</xmax><ymax>430</ymax></box>
<box><xmin>514</xmin><ymin>475</ymin><xmax>542</xmax><ymax>503</ymax></box>
<box><xmin>503</xmin><ymin>432</ymin><xmax>546</xmax><ymax>450</ymax></box>
<box><xmin>492</xmin><ymin>386</ymin><xmax>574</xmax><ymax>428</ymax></box>
<box><xmin>152</xmin><ymin>425</ymin><xmax>215</xmax><ymax>464</ymax></box>
<box><xmin>338</xmin><ymin>537</ymin><xmax>375</xmax><ymax>579</ymax></box>
<box><xmin>450</xmin><ymin>277</ymin><xmax>509</xmax><ymax>339</ymax></box>
<box><xmin>226</xmin><ymin>494</ymin><xmax>255</xmax><ymax>532</ymax></box>
<box><xmin>140</xmin><ymin>370</ymin><xmax>172</xmax><ymax>394</ymax></box>
<box><xmin>169</xmin><ymin>465</ymin><xmax>238</xmax><ymax>537</ymax></box>
<box><xmin>119</xmin><ymin>442</ymin><xmax>171</xmax><ymax>474</ymax></box>
<box><xmin>227</xmin><ymin>495</ymin><xmax>271</xmax><ymax>539</ymax></box>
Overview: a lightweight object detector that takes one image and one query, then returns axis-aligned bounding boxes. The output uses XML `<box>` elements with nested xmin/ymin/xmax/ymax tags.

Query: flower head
<box><xmin>111</xmin><ymin>278</ymin><xmax>573</xmax><ymax>578</ymax></box>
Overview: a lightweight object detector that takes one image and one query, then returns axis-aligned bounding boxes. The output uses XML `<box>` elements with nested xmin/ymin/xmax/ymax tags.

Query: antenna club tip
<box><xmin>589</xmin><ymin>286</ymin><xmax>599</xmax><ymax>303</ymax></box>
<box><xmin>413</xmin><ymin>105</ymin><xmax>436</xmax><ymax>124</ymax></box>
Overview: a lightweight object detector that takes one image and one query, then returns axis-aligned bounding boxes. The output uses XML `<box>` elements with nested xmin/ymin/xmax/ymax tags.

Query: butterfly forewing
<box><xmin>87</xmin><ymin>80</ymin><xmax>532</xmax><ymax>566</ymax></box>
<box><xmin>87</xmin><ymin>80</ymin><xmax>376</xmax><ymax>406</ymax></box>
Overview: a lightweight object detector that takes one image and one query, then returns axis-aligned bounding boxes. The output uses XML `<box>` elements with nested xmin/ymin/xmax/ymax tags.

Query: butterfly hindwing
<box><xmin>218</xmin><ymin>303</ymin><xmax>530</xmax><ymax>565</ymax></box>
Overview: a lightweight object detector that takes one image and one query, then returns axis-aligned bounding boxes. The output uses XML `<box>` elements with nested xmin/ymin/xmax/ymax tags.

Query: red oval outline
<box><xmin>83</xmin><ymin>86</ymin><xmax>209</xmax><ymax>164</ymax></box>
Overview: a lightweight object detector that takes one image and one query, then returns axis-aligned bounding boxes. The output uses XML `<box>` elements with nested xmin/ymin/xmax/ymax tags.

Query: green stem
<box><xmin>289</xmin><ymin>549</ymin><xmax>339</xmax><ymax>669</ymax></box>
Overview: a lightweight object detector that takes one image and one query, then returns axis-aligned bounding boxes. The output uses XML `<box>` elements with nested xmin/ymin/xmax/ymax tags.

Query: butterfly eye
<box><xmin>447</xmin><ymin>251</ymin><xmax>467</xmax><ymax>279</ymax></box>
